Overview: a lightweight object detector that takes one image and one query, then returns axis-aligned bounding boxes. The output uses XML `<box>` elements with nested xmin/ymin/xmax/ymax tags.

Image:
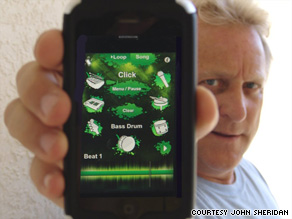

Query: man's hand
<box><xmin>4</xmin><ymin>30</ymin><xmax>70</xmax><ymax>207</ymax></box>
<box><xmin>4</xmin><ymin>30</ymin><xmax>218</xmax><ymax>208</ymax></box>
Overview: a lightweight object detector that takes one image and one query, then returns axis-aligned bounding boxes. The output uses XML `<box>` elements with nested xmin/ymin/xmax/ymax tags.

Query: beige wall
<box><xmin>0</xmin><ymin>1</ymin><xmax>69</xmax><ymax>218</ymax></box>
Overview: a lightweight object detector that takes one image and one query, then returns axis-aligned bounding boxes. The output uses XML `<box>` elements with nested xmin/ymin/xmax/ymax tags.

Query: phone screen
<box><xmin>75</xmin><ymin>35</ymin><xmax>181</xmax><ymax>197</ymax></box>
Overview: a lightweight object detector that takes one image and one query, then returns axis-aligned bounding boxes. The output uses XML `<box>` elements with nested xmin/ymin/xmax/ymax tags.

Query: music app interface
<box><xmin>79</xmin><ymin>50</ymin><xmax>178</xmax><ymax>196</ymax></box>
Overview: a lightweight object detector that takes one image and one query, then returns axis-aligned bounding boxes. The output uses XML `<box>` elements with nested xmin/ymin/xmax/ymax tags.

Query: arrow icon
<box><xmin>155</xmin><ymin>141</ymin><xmax>172</xmax><ymax>156</ymax></box>
<box><xmin>163</xmin><ymin>145</ymin><xmax>167</xmax><ymax>152</ymax></box>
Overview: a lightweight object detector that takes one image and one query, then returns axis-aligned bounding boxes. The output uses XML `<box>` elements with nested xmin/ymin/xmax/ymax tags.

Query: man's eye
<box><xmin>205</xmin><ymin>79</ymin><xmax>219</xmax><ymax>86</ymax></box>
<box><xmin>245</xmin><ymin>82</ymin><xmax>259</xmax><ymax>89</ymax></box>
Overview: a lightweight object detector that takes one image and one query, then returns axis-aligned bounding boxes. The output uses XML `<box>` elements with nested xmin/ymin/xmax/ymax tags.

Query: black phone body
<box><xmin>63</xmin><ymin>0</ymin><xmax>197</xmax><ymax>218</ymax></box>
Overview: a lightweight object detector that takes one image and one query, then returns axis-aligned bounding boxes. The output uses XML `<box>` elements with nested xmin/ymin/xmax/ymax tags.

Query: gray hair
<box><xmin>192</xmin><ymin>0</ymin><xmax>272</xmax><ymax>72</ymax></box>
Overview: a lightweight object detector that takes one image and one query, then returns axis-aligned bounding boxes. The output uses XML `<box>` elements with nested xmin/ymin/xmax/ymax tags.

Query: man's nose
<box><xmin>219</xmin><ymin>88</ymin><xmax>247</xmax><ymax>123</ymax></box>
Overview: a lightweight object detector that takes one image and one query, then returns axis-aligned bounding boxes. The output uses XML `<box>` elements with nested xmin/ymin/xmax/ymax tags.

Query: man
<box><xmin>4</xmin><ymin>0</ymin><xmax>277</xmax><ymax>217</ymax></box>
<box><xmin>193</xmin><ymin>0</ymin><xmax>279</xmax><ymax>218</ymax></box>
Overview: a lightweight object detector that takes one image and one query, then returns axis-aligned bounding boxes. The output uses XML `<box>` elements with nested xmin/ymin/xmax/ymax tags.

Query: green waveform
<box><xmin>80</xmin><ymin>166</ymin><xmax>173</xmax><ymax>181</ymax></box>
<box><xmin>81</xmin><ymin>174</ymin><xmax>173</xmax><ymax>181</ymax></box>
<box><xmin>81</xmin><ymin>169</ymin><xmax>173</xmax><ymax>176</ymax></box>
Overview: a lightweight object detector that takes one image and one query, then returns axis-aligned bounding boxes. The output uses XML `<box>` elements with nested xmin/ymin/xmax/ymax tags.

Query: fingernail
<box><xmin>45</xmin><ymin>72</ymin><xmax>61</xmax><ymax>87</ymax></box>
<box><xmin>44</xmin><ymin>173</ymin><xmax>53</xmax><ymax>189</ymax></box>
<box><xmin>40</xmin><ymin>131</ymin><xmax>58</xmax><ymax>154</ymax></box>
<box><xmin>41</xmin><ymin>93</ymin><xmax>59</xmax><ymax>117</ymax></box>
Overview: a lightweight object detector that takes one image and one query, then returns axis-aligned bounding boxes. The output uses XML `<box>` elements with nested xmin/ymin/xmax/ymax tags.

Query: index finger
<box><xmin>34</xmin><ymin>29</ymin><xmax>64</xmax><ymax>72</ymax></box>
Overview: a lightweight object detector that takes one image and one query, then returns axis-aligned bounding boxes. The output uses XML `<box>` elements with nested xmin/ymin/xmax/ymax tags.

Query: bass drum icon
<box><xmin>118</xmin><ymin>136</ymin><xmax>136</xmax><ymax>152</ymax></box>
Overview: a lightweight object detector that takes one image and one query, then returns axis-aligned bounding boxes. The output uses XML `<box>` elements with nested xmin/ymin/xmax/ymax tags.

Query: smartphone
<box><xmin>63</xmin><ymin>0</ymin><xmax>197</xmax><ymax>218</ymax></box>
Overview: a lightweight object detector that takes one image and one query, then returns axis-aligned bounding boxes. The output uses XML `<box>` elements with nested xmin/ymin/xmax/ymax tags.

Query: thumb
<box><xmin>196</xmin><ymin>86</ymin><xmax>219</xmax><ymax>141</ymax></box>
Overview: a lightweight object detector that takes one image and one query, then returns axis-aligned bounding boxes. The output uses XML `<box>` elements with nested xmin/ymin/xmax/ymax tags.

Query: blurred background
<box><xmin>245</xmin><ymin>0</ymin><xmax>292</xmax><ymax>217</ymax></box>
<box><xmin>0</xmin><ymin>0</ymin><xmax>291</xmax><ymax>218</ymax></box>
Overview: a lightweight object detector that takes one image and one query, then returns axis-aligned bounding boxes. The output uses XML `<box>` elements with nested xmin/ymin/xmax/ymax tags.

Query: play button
<box><xmin>160</xmin><ymin>143</ymin><xmax>171</xmax><ymax>155</ymax></box>
<box><xmin>154</xmin><ymin>141</ymin><xmax>172</xmax><ymax>156</ymax></box>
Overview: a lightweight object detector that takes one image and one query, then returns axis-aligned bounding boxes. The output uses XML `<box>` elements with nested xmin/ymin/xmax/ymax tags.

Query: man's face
<box><xmin>197</xmin><ymin>22</ymin><xmax>267</xmax><ymax>176</ymax></box>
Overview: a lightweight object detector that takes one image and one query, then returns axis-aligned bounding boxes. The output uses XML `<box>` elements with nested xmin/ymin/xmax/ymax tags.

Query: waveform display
<box><xmin>81</xmin><ymin>165</ymin><xmax>173</xmax><ymax>181</ymax></box>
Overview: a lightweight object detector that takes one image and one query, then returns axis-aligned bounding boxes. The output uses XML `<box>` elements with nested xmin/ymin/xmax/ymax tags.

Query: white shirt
<box><xmin>195</xmin><ymin>158</ymin><xmax>280</xmax><ymax>218</ymax></box>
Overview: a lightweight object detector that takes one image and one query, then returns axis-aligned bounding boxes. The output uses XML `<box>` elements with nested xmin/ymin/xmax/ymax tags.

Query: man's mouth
<box><xmin>211</xmin><ymin>131</ymin><xmax>241</xmax><ymax>138</ymax></box>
